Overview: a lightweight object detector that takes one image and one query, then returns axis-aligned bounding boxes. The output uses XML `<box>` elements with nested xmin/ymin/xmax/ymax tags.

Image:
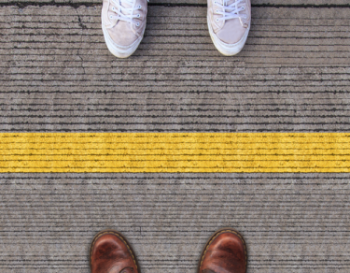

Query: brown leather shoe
<box><xmin>198</xmin><ymin>228</ymin><xmax>247</xmax><ymax>273</ymax></box>
<box><xmin>90</xmin><ymin>229</ymin><xmax>140</xmax><ymax>273</ymax></box>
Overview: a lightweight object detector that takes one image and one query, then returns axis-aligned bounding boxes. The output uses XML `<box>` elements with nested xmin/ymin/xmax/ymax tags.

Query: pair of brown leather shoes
<box><xmin>90</xmin><ymin>228</ymin><xmax>247</xmax><ymax>273</ymax></box>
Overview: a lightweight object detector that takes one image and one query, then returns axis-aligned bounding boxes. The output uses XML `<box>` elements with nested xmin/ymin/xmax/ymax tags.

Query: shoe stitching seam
<box><xmin>199</xmin><ymin>229</ymin><xmax>247</xmax><ymax>270</ymax></box>
<box><xmin>90</xmin><ymin>230</ymin><xmax>138</xmax><ymax>272</ymax></box>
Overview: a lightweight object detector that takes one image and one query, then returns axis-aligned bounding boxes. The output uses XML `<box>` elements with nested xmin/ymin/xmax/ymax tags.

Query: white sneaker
<box><xmin>101</xmin><ymin>0</ymin><xmax>148</xmax><ymax>58</ymax></box>
<box><xmin>207</xmin><ymin>0</ymin><xmax>251</xmax><ymax>56</ymax></box>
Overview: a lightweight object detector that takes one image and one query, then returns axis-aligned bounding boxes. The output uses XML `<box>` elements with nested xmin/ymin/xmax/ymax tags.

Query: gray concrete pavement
<box><xmin>1</xmin><ymin>5</ymin><xmax>350</xmax><ymax>131</ymax></box>
<box><xmin>0</xmin><ymin>1</ymin><xmax>349</xmax><ymax>273</ymax></box>
<box><xmin>1</xmin><ymin>173</ymin><xmax>350</xmax><ymax>272</ymax></box>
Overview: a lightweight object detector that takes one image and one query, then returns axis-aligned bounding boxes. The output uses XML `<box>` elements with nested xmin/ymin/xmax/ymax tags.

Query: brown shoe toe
<box><xmin>198</xmin><ymin>228</ymin><xmax>247</xmax><ymax>273</ymax></box>
<box><xmin>90</xmin><ymin>230</ymin><xmax>139</xmax><ymax>273</ymax></box>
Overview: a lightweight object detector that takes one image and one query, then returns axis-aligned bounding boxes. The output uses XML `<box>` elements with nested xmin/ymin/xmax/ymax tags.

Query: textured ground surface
<box><xmin>0</xmin><ymin>0</ymin><xmax>350</xmax><ymax>272</ymax></box>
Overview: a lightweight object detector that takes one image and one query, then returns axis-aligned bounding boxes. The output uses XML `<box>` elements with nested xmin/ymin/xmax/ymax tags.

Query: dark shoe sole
<box><xmin>90</xmin><ymin>229</ymin><xmax>141</xmax><ymax>273</ymax></box>
<box><xmin>197</xmin><ymin>227</ymin><xmax>248</xmax><ymax>273</ymax></box>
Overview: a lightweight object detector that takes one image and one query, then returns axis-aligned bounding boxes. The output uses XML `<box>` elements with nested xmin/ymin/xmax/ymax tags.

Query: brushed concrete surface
<box><xmin>0</xmin><ymin>1</ymin><xmax>350</xmax><ymax>273</ymax></box>
<box><xmin>1</xmin><ymin>173</ymin><xmax>350</xmax><ymax>273</ymax></box>
<box><xmin>1</xmin><ymin>0</ymin><xmax>350</xmax><ymax>5</ymax></box>
<box><xmin>1</xmin><ymin>5</ymin><xmax>350</xmax><ymax>131</ymax></box>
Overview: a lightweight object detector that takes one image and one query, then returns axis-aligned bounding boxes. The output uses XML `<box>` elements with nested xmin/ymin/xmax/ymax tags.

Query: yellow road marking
<box><xmin>0</xmin><ymin>133</ymin><xmax>349</xmax><ymax>172</ymax></box>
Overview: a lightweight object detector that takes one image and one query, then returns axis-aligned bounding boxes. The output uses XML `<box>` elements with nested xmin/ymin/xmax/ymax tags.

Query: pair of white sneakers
<box><xmin>101</xmin><ymin>0</ymin><xmax>251</xmax><ymax>58</ymax></box>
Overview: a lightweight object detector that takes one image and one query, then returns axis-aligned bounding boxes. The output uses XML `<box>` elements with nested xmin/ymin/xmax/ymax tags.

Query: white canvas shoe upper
<box><xmin>102</xmin><ymin>0</ymin><xmax>148</xmax><ymax>58</ymax></box>
<box><xmin>207</xmin><ymin>0</ymin><xmax>251</xmax><ymax>55</ymax></box>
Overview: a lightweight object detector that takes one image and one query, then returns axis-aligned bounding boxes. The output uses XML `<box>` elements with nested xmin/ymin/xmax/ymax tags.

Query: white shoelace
<box><xmin>109</xmin><ymin>0</ymin><xmax>146</xmax><ymax>26</ymax></box>
<box><xmin>215</xmin><ymin>0</ymin><xmax>247</xmax><ymax>26</ymax></box>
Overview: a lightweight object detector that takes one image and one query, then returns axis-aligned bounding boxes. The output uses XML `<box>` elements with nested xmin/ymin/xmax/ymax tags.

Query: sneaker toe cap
<box><xmin>216</xmin><ymin>20</ymin><xmax>248</xmax><ymax>45</ymax></box>
<box><xmin>107</xmin><ymin>22</ymin><xmax>139</xmax><ymax>48</ymax></box>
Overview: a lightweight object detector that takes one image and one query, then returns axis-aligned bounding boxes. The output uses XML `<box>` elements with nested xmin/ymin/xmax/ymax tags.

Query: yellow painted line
<box><xmin>0</xmin><ymin>133</ymin><xmax>349</xmax><ymax>172</ymax></box>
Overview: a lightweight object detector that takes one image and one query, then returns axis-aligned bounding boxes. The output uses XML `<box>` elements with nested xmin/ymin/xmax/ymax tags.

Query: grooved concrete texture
<box><xmin>1</xmin><ymin>173</ymin><xmax>350</xmax><ymax>273</ymax></box>
<box><xmin>1</xmin><ymin>5</ymin><xmax>350</xmax><ymax>131</ymax></box>
<box><xmin>1</xmin><ymin>0</ymin><xmax>350</xmax><ymax>4</ymax></box>
<box><xmin>0</xmin><ymin>1</ymin><xmax>350</xmax><ymax>273</ymax></box>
